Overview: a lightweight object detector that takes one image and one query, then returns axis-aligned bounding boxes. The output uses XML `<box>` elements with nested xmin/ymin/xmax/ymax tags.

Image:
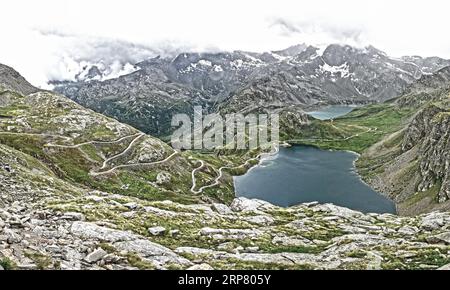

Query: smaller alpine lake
<box><xmin>306</xmin><ymin>105</ymin><xmax>356</xmax><ymax>120</ymax></box>
<box><xmin>234</xmin><ymin>145</ymin><xmax>396</xmax><ymax>214</ymax></box>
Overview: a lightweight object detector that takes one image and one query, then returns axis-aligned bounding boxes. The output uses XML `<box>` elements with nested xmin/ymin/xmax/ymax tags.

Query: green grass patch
<box><xmin>0</xmin><ymin>257</ymin><xmax>17</xmax><ymax>270</ymax></box>
<box><xmin>284</xmin><ymin>104</ymin><xmax>415</xmax><ymax>153</ymax></box>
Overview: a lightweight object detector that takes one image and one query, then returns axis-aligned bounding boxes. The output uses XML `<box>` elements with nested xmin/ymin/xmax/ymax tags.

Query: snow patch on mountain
<box><xmin>213</xmin><ymin>65</ymin><xmax>223</xmax><ymax>72</ymax></box>
<box><xmin>74</xmin><ymin>61</ymin><xmax>138</xmax><ymax>82</ymax></box>
<box><xmin>198</xmin><ymin>60</ymin><xmax>212</xmax><ymax>67</ymax></box>
<box><xmin>319</xmin><ymin>62</ymin><xmax>352</xmax><ymax>78</ymax></box>
<box><xmin>269</xmin><ymin>52</ymin><xmax>288</xmax><ymax>61</ymax></box>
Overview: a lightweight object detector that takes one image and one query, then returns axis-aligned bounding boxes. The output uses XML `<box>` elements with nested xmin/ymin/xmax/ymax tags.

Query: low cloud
<box><xmin>269</xmin><ymin>19</ymin><xmax>303</xmax><ymax>36</ymax></box>
<box><xmin>37</xmin><ymin>30</ymin><xmax>189</xmax><ymax>86</ymax></box>
<box><xmin>1</xmin><ymin>0</ymin><xmax>450</xmax><ymax>88</ymax></box>
<box><xmin>269</xmin><ymin>18</ymin><xmax>367</xmax><ymax>48</ymax></box>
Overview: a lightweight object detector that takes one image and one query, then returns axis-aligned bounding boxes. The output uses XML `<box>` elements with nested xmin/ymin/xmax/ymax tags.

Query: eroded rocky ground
<box><xmin>1</xmin><ymin>165</ymin><xmax>450</xmax><ymax>270</ymax></box>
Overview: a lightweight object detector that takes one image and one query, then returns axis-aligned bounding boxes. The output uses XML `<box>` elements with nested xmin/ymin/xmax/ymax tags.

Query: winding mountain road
<box><xmin>91</xmin><ymin>150</ymin><xmax>179</xmax><ymax>176</ymax></box>
<box><xmin>190</xmin><ymin>144</ymin><xmax>280</xmax><ymax>194</ymax></box>
<box><xmin>190</xmin><ymin>160</ymin><xmax>205</xmax><ymax>193</ymax></box>
<box><xmin>39</xmin><ymin>132</ymin><xmax>178</xmax><ymax>176</ymax></box>
<box><xmin>45</xmin><ymin>133</ymin><xmax>142</xmax><ymax>149</ymax></box>
<box><xmin>97</xmin><ymin>133</ymin><xmax>145</xmax><ymax>171</ymax></box>
<box><xmin>3</xmin><ymin>129</ymin><xmax>281</xmax><ymax>194</ymax></box>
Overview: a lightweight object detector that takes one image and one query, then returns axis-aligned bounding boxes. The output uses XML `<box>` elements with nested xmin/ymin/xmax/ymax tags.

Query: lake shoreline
<box><xmin>234</xmin><ymin>144</ymin><xmax>397</xmax><ymax>215</ymax></box>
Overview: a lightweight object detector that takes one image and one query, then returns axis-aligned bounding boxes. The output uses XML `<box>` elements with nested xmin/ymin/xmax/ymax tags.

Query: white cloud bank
<box><xmin>1</xmin><ymin>0</ymin><xmax>450</xmax><ymax>87</ymax></box>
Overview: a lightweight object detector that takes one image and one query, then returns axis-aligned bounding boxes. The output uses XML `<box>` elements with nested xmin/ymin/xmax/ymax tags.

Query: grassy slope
<box><xmin>0</xmin><ymin>90</ymin><xmax>264</xmax><ymax>205</ymax></box>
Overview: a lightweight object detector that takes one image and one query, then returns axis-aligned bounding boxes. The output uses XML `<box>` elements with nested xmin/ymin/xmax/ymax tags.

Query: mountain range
<box><xmin>52</xmin><ymin>44</ymin><xmax>450</xmax><ymax>137</ymax></box>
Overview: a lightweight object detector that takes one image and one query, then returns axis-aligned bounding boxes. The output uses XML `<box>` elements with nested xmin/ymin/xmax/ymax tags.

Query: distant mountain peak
<box><xmin>272</xmin><ymin>43</ymin><xmax>308</xmax><ymax>57</ymax></box>
<box><xmin>75</xmin><ymin>65</ymin><xmax>103</xmax><ymax>82</ymax></box>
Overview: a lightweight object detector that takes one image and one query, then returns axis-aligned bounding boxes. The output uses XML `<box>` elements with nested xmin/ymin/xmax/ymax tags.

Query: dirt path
<box><xmin>28</xmin><ymin>131</ymin><xmax>177</xmax><ymax>176</ymax></box>
<box><xmin>45</xmin><ymin>133</ymin><xmax>142</xmax><ymax>149</ymax></box>
<box><xmin>90</xmin><ymin>151</ymin><xmax>178</xmax><ymax>176</ymax></box>
<box><xmin>0</xmin><ymin>131</ymin><xmax>72</xmax><ymax>141</ymax></box>
<box><xmin>190</xmin><ymin>160</ymin><xmax>205</xmax><ymax>193</ymax></box>
<box><xmin>97</xmin><ymin>134</ymin><xmax>145</xmax><ymax>171</ymax></box>
<box><xmin>190</xmin><ymin>145</ymin><xmax>280</xmax><ymax>194</ymax></box>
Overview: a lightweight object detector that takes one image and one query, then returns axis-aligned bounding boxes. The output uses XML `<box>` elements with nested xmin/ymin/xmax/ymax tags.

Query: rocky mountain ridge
<box><xmin>52</xmin><ymin>44</ymin><xmax>450</xmax><ymax>136</ymax></box>
<box><xmin>0</xmin><ymin>64</ymin><xmax>38</xmax><ymax>96</ymax></box>
<box><xmin>356</xmin><ymin>68</ymin><xmax>450</xmax><ymax>215</ymax></box>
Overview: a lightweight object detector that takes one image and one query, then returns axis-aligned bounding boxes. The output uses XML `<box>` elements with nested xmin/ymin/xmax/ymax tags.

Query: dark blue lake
<box><xmin>234</xmin><ymin>145</ymin><xmax>396</xmax><ymax>214</ymax></box>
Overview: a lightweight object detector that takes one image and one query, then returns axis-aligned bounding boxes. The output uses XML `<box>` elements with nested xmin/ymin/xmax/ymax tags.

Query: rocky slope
<box><xmin>50</xmin><ymin>59</ymin><xmax>207</xmax><ymax>138</ymax></box>
<box><xmin>355</xmin><ymin>68</ymin><xmax>450</xmax><ymax>216</ymax></box>
<box><xmin>403</xmin><ymin>103</ymin><xmax>450</xmax><ymax>202</ymax></box>
<box><xmin>52</xmin><ymin>44</ymin><xmax>450</xmax><ymax>137</ymax></box>
<box><xmin>2</xmin><ymin>175</ymin><xmax>450</xmax><ymax>270</ymax></box>
<box><xmin>0</xmin><ymin>64</ymin><xmax>38</xmax><ymax>96</ymax></box>
<box><xmin>360</xmin><ymin>102</ymin><xmax>450</xmax><ymax>216</ymax></box>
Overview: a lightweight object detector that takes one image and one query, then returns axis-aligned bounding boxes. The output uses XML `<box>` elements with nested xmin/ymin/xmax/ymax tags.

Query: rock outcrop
<box><xmin>403</xmin><ymin>105</ymin><xmax>450</xmax><ymax>203</ymax></box>
<box><xmin>1</xmin><ymin>187</ymin><xmax>450</xmax><ymax>270</ymax></box>
<box><xmin>0</xmin><ymin>64</ymin><xmax>38</xmax><ymax>96</ymax></box>
<box><xmin>359</xmin><ymin>89</ymin><xmax>450</xmax><ymax>214</ymax></box>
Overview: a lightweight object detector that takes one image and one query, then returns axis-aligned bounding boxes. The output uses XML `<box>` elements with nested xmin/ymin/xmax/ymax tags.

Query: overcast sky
<box><xmin>2</xmin><ymin>0</ymin><xmax>450</xmax><ymax>87</ymax></box>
